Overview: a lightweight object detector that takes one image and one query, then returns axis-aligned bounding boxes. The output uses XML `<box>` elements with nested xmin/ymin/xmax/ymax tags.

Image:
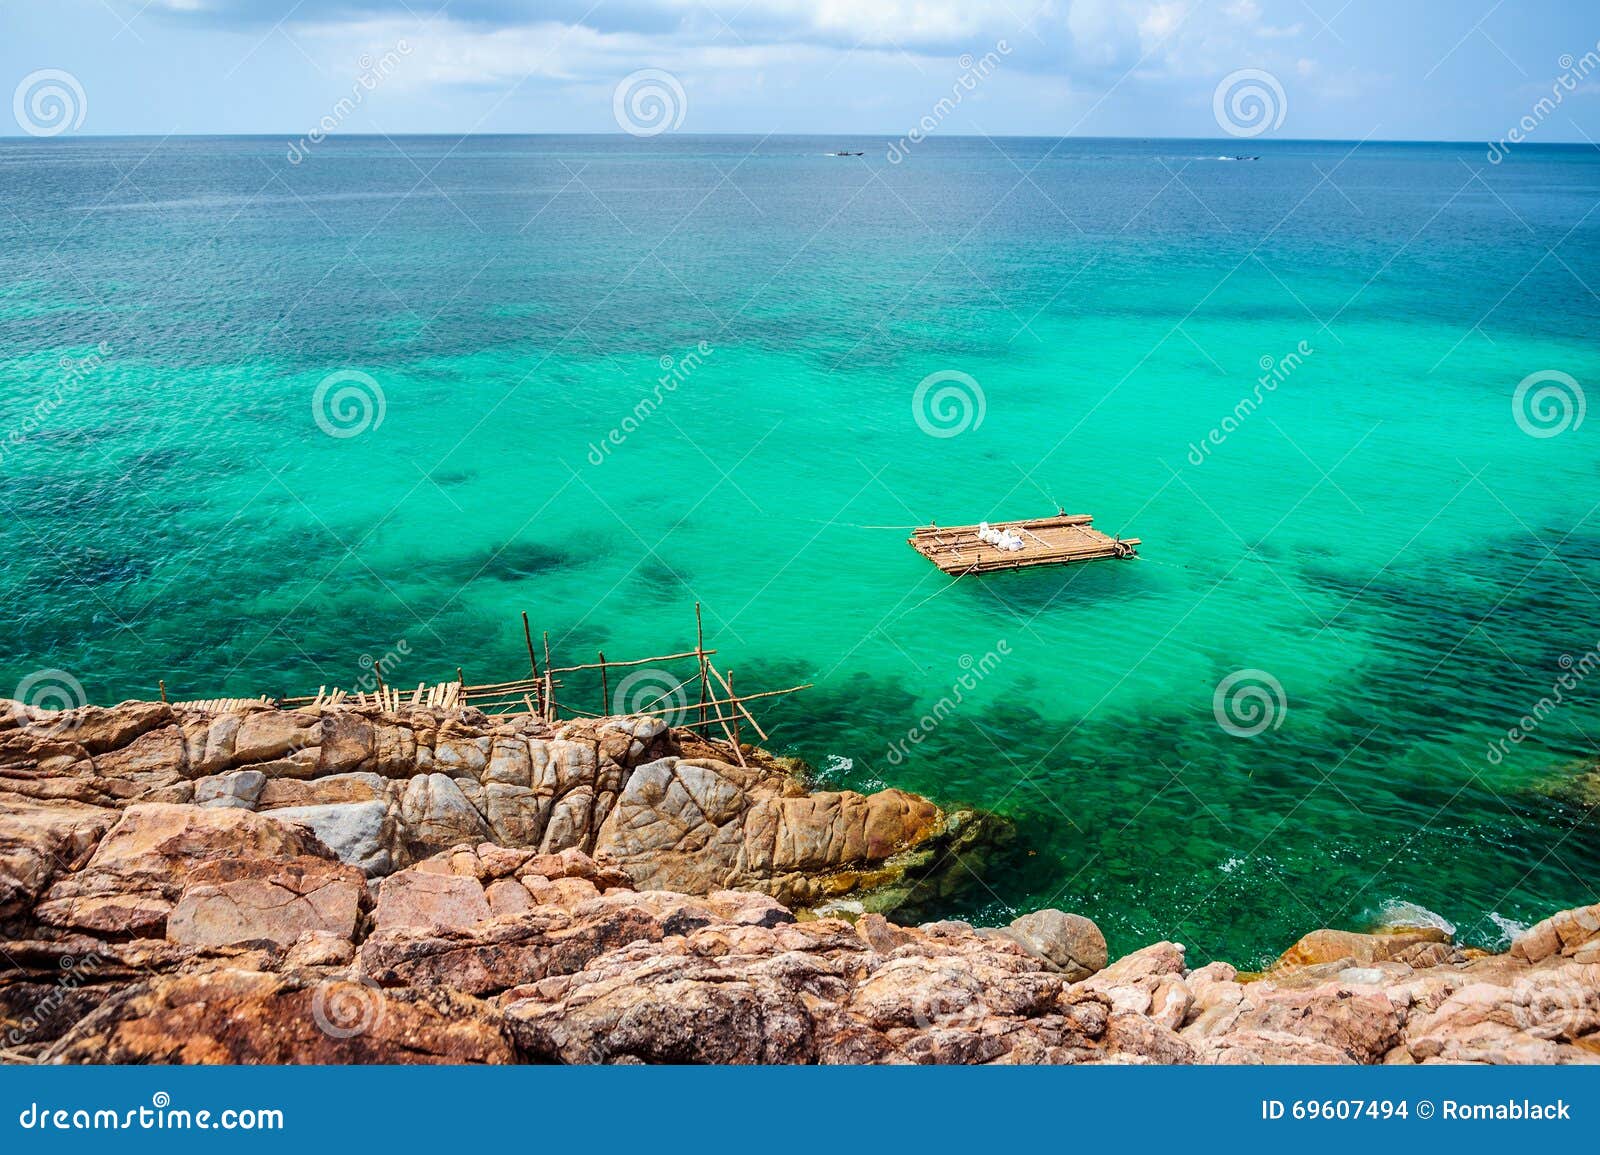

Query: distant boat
<box><xmin>829</xmin><ymin>151</ymin><xmax>864</xmax><ymax>157</ymax></box>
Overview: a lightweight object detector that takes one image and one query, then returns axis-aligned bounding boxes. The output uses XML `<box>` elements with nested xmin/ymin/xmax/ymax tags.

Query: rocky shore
<box><xmin>2</xmin><ymin>698</ymin><xmax>1598</xmax><ymax>1064</ymax></box>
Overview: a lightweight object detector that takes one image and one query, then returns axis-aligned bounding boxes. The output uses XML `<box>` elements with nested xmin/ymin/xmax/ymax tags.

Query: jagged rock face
<box><xmin>0</xmin><ymin>700</ymin><xmax>960</xmax><ymax>913</ymax></box>
<box><xmin>5</xmin><ymin>699</ymin><xmax>1600</xmax><ymax>1065</ymax></box>
<box><xmin>7</xmin><ymin>831</ymin><xmax>1599</xmax><ymax>1065</ymax></box>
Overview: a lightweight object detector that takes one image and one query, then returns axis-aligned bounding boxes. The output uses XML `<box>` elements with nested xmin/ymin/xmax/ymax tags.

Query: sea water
<box><xmin>2</xmin><ymin>134</ymin><xmax>1597</xmax><ymax>965</ymax></box>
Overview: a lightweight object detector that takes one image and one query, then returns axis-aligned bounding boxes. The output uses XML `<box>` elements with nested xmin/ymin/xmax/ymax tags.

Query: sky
<box><xmin>1</xmin><ymin>0</ymin><xmax>1598</xmax><ymax>141</ymax></box>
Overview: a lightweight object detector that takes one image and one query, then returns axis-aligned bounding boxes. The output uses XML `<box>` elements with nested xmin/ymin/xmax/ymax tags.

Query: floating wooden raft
<box><xmin>909</xmin><ymin>513</ymin><xmax>1140</xmax><ymax>575</ymax></box>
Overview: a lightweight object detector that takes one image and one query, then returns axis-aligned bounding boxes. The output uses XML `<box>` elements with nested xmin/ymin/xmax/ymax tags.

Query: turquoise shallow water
<box><xmin>2</xmin><ymin>134</ymin><xmax>1598</xmax><ymax>965</ymax></box>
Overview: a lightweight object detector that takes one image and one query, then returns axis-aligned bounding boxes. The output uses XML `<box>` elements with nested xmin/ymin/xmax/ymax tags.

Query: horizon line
<box><xmin>2</xmin><ymin>130</ymin><xmax>1598</xmax><ymax>149</ymax></box>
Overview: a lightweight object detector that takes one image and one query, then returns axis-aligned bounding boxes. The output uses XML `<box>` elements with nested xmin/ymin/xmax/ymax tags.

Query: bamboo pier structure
<box><xmin>909</xmin><ymin>513</ymin><xmax>1140</xmax><ymax>575</ymax></box>
<box><xmin>175</xmin><ymin>605</ymin><xmax>812</xmax><ymax>766</ymax></box>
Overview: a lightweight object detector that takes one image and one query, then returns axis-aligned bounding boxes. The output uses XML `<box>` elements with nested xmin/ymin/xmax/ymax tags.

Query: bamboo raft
<box><xmin>909</xmin><ymin>513</ymin><xmax>1140</xmax><ymax>575</ymax></box>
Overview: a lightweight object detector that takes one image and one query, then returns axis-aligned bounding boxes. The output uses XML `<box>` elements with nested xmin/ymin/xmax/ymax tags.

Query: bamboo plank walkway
<box><xmin>167</xmin><ymin>605</ymin><xmax>815</xmax><ymax>769</ymax></box>
<box><xmin>909</xmin><ymin>513</ymin><xmax>1140</xmax><ymax>575</ymax></box>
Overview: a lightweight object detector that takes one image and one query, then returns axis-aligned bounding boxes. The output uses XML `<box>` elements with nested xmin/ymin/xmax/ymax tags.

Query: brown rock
<box><xmin>166</xmin><ymin>856</ymin><xmax>368</xmax><ymax>949</ymax></box>
<box><xmin>1000</xmin><ymin>909</ymin><xmax>1108</xmax><ymax>980</ymax></box>
<box><xmin>42</xmin><ymin>967</ymin><xmax>516</xmax><ymax>1064</ymax></box>
<box><xmin>1230</xmin><ymin>983</ymin><xmax>1404</xmax><ymax>1062</ymax></box>
<box><xmin>374</xmin><ymin>869</ymin><xmax>491</xmax><ymax>933</ymax></box>
<box><xmin>0</xmin><ymin>792</ymin><xmax>118</xmax><ymax>919</ymax></box>
<box><xmin>485</xmin><ymin>877</ymin><xmax>533</xmax><ymax>917</ymax></box>
<box><xmin>1510</xmin><ymin>903</ymin><xmax>1600</xmax><ymax>964</ymax></box>
<box><xmin>1273</xmin><ymin>926</ymin><xmax>1453</xmax><ymax>973</ymax></box>
<box><xmin>35</xmin><ymin>803</ymin><xmax>334</xmax><ymax>936</ymax></box>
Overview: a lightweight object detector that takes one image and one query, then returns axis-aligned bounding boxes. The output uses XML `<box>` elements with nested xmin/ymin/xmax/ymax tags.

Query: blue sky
<box><xmin>2</xmin><ymin>0</ymin><xmax>1598</xmax><ymax>140</ymax></box>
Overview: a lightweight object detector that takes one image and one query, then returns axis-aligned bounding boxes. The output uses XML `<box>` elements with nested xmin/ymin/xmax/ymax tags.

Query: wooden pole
<box><xmin>522</xmin><ymin>612</ymin><xmax>539</xmax><ymax>676</ymax></box>
<box><xmin>524</xmin><ymin>612</ymin><xmax>545</xmax><ymax>715</ymax></box>
<box><xmin>706</xmin><ymin>663</ymin><xmax>774</xmax><ymax>743</ymax></box>
<box><xmin>695</xmin><ymin>602</ymin><xmax>710</xmax><ymax>728</ymax></box>
<box><xmin>465</xmin><ymin>650</ymin><xmax>717</xmax><ymax>689</ymax></box>
<box><xmin>598</xmin><ymin>651</ymin><xmax>609</xmax><ymax>715</ymax></box>
<box><xmin>542</xmin><ymin>632</ymin><xmax>555</xmax><ymax>721</ymax></box>
<box><xmin>728</xmin><ymin>667</ymin><xmax>740</xmax><ymax>752</ymax></box>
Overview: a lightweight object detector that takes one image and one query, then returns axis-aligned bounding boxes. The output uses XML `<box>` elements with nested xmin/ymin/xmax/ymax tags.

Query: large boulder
<box><xmin>1272</xmin><ymin>926</ymin><xmax>1459</xmax><ymax>973</ymax></box>
<box><xmin>1510</xmin><ymin>903</ymin><xmax>1600</xmax><ymax>964</ymax></box>
<box><xmin>261</xmin><ymin>800</ymin><xmax>393</xmax><ymax>876</ymax></box>
<box><xmin>33</xmin><ymin>803</ymin><xmax>336</xmax><ymax>936</ymax></box>
<box><xmin>996</xmin><ymin>909</ymin><xmax>1108</xmax><ymax>980</ymax></box>
<box><xmin>593</xmin><ymin>754</ymin><xmax>951</xmax><ymax>908</ymax></box>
